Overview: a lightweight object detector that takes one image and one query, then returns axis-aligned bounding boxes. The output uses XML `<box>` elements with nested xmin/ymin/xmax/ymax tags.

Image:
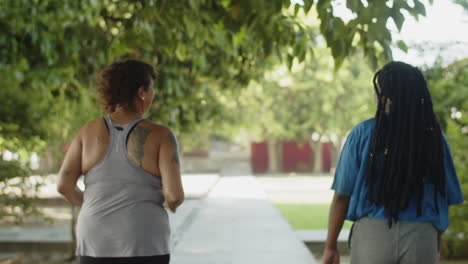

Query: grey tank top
<box><xmin>76</xmin><ymin>115</ymin><xmax>170</xmax><ymax>257</ymax></box>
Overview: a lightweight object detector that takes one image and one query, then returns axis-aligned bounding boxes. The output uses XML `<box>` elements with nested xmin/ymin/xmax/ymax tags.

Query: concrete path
<box><xmin>0</xmin><ymin>174</ymin><xmax>219</xmax><ymax>247</ymax></box>
<box><xmin>257</xmin><ymin>175</ymin><xmax>334</xmax><ymax>204</ymax></box>
<box><xmin>36</xmin><ymin>174</ymin><xmax>219</xmax><ymax>200</ymax></box>
<box><xmin>171</xmin><ymin>176</ymin><xmax>317</xmax><ymax>264</ymax></box>
<box><xmin>0</xmin><ymin>200</ymin><xmax>199</xmax><ymax>243</ymax></box>
<box><xmin>257</xmin><ymin>175</ymin><xmax>352</xmax><ymax>264</ymax></box>
<box><xmin>1</xmin><ymin>173</ymin><xmax>318</xmax><ymax>263</ymax></box>
<box><xmin>296</xmin><ymin>230</ymin><xmax>350</xmax><ymax>242</ymax></box>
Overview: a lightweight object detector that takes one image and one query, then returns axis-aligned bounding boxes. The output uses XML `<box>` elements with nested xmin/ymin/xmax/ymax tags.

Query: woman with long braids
<box><xmin>323</xmin><ymin>61</ymin><xmax>463</xmax><ymax>264</ymax></box>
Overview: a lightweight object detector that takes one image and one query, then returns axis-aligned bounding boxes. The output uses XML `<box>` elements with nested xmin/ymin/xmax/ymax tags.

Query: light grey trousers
<box><xmin>350</xmin><ymin>217</ymin><xmax>438</xmax><ymax>264</ymax></box>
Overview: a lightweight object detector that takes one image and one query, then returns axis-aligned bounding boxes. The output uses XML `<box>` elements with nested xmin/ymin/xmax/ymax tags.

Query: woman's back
<box><xmin>80</xmin><ymin>117</ymin><xmax>169</xmax><ymax>177</ymax></box>
<box><xmin>331</xmin><ymin>118</ymin><xmax>462</xmax><ymax>231</ymax></box>
<box><xmin>323</xmin><ymin>61</ymin><xmax>463</xmax><ymax>264</ymax></box>
<box><xmin>57</xmin><ymin>60</ymin><xmax>183</xmax><ymax>263</ymax></box>
<box><xmin>77</xmin><ymin>116</ymin><xmax>172</xmax><ymax>257</ymax></box>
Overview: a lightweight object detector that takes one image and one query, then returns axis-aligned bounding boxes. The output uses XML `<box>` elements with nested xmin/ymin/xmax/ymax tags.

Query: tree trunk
<box><xmin>313</xmin><ymin>140</ymin><xmax>323</xmax><ymax>173</ymax></box>
<box><xmin>267</xmin><ymin>140</ymin><xmax>282</xmax><ymax>173</ymax></box>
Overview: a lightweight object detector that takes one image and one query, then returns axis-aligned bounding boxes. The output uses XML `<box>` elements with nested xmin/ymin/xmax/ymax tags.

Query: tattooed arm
<box><xmin>57</xmin><ymin>131</ymin><xmax>84</xmax><ymax>206</ymax></box>
<box><xmin>159</xmin><ymin>128</ymin><xmax>184</xmax><ymax>212</ymax></box>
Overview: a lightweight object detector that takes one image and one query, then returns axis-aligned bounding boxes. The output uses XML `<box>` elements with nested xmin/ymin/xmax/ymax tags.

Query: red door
<box><xmin>322</xmin><ymin>142</ymin><xmax>332</xmax><ymax>173</ymax></box>
<box><xmin>251</xmin><ymin>142</ymin><xmax>269</xmax><ymax>173</ymax></box>
<box><xmin>282</xmin><ymin>141</ymin><xmax>313</xmax><ymax>172</ymax></box>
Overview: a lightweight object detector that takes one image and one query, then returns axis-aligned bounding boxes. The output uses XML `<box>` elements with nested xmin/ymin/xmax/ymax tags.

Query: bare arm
<box><xmin>438</xmin><ymin>230</ymin><xmax>444</xmax><ymax>260</ymax></box>
<box><xmin>159</xmin><ymin>129</ymin><xmax>184</xmax><ymax>212</ymax></box>
<box><xmin>57</xmin><ymin>132</ymin><xmax>84</xmax><ymax>206</ymax></box>
<box><xmin>323</xmin><ymin>192</ymin><xmax>350</xmax><ymax>264</ymax></box>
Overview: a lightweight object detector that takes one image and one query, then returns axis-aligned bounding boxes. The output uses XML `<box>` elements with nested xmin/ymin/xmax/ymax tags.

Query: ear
<box><xmin>137</xmin><ymin>86</ymin><xmax>146</xmax><ymax>100</ymax></box>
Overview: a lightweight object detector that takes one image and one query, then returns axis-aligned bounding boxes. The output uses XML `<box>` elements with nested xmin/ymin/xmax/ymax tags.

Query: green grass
<box><xmin>275</xmin><ymin>203</ymin><xmax>353</xmax><ymax>230</ymax></box>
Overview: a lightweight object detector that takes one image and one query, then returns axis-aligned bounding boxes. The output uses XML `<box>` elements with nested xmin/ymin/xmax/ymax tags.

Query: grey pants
<box><xmin>350</xmin><ymin>217</ymin><xmax>438</xmax><ymax>264</ymax></box>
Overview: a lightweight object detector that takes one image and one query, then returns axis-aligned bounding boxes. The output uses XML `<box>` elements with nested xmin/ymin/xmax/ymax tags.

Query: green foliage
<box><xmin>0</xmin><ymin>0</ymin><xmax>424</xmax><ymax>133</ymax></box>
<box><xmin>0</xmin><ymin>66</ymin><xmax>46</xmax><ymax>223</ymax></box>
<box><xmin>427</xmin><ymin>59</ymin><xmax>468</xmax><ymax>258</ymax></box>
<box><xmin>0</xmin><ymin>159</ymin><xmax>43</xmax><ymax>223</ymax></box>
<box><xmin>219</xmin><ymin>46</ymin><xmax>376</xmax><ymax>144</ymax></box>
<box><xmin>426</xmin><ymin>59</ymin><xmax>468</xmax><ymax>130</ymax></box>
<box><xmin>0</xmin><ymin>67</ymin><xmax>48</xmax><ymax>147</ymax></box>
<box><xmin>453</xmin><ymin>0</ymin><xmax>468</xmax><ymax>11</ymax></box>
<box><xmin>0</xmin><ymin>0</ymin><xmax>425</xmax><ymax>220</ymax></box>
<box><xmin>444</xmin><ymin>120</ymin><xmax>468</xmax><ymax>258</ymax></box>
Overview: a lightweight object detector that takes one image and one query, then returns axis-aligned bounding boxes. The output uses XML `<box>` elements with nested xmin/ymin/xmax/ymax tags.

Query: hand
<box><xmin>163</xmin><ymin>201</ymin><xmax>177</xmax><ymax>213</ymax></box>
<box><xmin>437</xmin><ymin>232</ymin><xmax>443</xmax><ymax>261</ymax></box>
<box><xmin>322</xmin><ymin>247</ymin><xmax>340</xmax><ymax>264</ymax></box>
<box><xmin>438</xmin><ymin>242</ymin><xmax>444</xmax><ymax>261</ymax></box>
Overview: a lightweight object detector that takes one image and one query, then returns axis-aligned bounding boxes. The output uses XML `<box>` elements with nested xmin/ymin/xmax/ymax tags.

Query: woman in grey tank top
<box><xmin>57</xmin><ymin>60</ymin><xmax>184</xmax><ymax>264</ymax></box>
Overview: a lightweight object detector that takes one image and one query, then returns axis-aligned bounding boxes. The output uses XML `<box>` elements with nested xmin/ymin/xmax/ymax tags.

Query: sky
<box><xmin>391</xmin><ymin>0</ymin><xmax>468</xmax><ymax>66</ymax></box>
<box><xmin>293</xmin><ymin>0</ymin><xmax>468</xmax><ymax>67</ymax></box>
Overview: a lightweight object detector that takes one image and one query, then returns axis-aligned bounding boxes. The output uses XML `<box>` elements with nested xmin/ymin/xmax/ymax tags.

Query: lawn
<box><xmin>275</xmin><ymin>203</ymin><xmax>353</xmax><ymax>230</ymax></box>
<box><xmin>276</xmin><ymin>203</ymin><xmax>468</xmax><ymax>263</ymax></box>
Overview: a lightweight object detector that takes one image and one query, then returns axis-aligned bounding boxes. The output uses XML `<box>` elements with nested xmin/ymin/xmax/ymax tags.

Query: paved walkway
<box><xmin>296</xmin><ymin>230</ymin><xmax>350</xmax><ymax>242</ymax></box>
<box><xmin>36</xmin><ymin>174</ymin><xmax>220</xmax><ymax>200</ymax></box>
<box><xmin>257</xmin><ymin>175</ymin><xmax>352</xmax><ymax>264</ymax></box>
<box><xmin>0</xmin><ymin>174</ymin><xmax>219</xmax><ymax>245</ymax></box>
<box><xmin>257</xmin><ymin>174</ymin><xmax>334</xmax><ymax>204</ymax></box>
<box><xmin>171</xmin><ymin>176</ymin><xmax>316</xmax><ymax>264</ymax></box>
<box><xmin>0</xmin><ymin>200</ymin><xmax>199</xmax><ymax>244</ymax></box>
<box><xmin>1</xmin><ymin>173</ymin><xmax>318</xmax><ymax>263</ymax></box>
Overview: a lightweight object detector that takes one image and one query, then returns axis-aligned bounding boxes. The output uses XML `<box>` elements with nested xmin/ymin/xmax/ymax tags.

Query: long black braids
<box><xmin>366</xmin><ymin>61</ymin><xmax>446</xmax><ymax>227</ymax></box>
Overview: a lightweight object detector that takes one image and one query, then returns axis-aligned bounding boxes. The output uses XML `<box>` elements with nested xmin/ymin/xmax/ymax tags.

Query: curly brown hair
<box><xmin>98</xmin><ymin>59</ymin><xmax>156</xmax><ymax>113</ymax></box>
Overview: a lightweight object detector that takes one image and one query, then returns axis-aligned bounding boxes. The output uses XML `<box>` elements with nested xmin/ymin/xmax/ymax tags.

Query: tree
<box><xmin>453</xmin><ymin>0</ymin><xmax>468</xmax><ymax>11</ymax></box>
<box><xmin>213</xmin><ymin>44</ymin><xmax>376</xmax><ymax>172</ymax></box>
<box><xmin>426</xmin><ymin>58</ymin><xmax>468</xmax><ymax>258</ymax></box>
<box><xmin>0</xmin><ymin>66</ymin><xmax>47</xmax><ymax>223</ymax></box>
<box><xmin>0</xmin><ymin>0</ymin><xmax>427</xmax><ymax>219</ymax></box>
<box><xmin>1</xmin><ymin>0</ymin><xmax>426</xmax><ymax>132</ymax></box>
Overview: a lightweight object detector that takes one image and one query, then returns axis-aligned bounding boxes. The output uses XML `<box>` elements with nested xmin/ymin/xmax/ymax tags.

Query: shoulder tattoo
<box><xmin>128</xmin><ymin>126</ymin><xmax>152</xmax><ymax>166</ymax></box>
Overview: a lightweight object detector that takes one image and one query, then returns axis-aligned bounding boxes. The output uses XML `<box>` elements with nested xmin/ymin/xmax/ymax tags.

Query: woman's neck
<box><xmin>108</xmin><ymin>108</ymin><xmax>143</xmax><ymax>125</ymax></box>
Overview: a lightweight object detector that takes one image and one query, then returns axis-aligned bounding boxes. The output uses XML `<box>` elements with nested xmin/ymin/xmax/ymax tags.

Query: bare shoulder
<box><xmin>141</xmin><ymin>121</ymin><xmax>180</xmax><ymax>167</ymax></box>
<box><xmin>139</xmin><ymin>120</ymin><xmax>176</xmax><ymax>140</ymax></box>
<box><xmin>79</xmin><ymin>118</ymin><xmax>107</xmax><ymax>136</ymax></box>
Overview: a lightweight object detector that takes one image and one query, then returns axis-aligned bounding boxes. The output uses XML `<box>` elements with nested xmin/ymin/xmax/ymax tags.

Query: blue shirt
<box><xmin>331</xmin><ymin>118</ymin><xmax>464</xmax><ymax>231</ymax></box>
